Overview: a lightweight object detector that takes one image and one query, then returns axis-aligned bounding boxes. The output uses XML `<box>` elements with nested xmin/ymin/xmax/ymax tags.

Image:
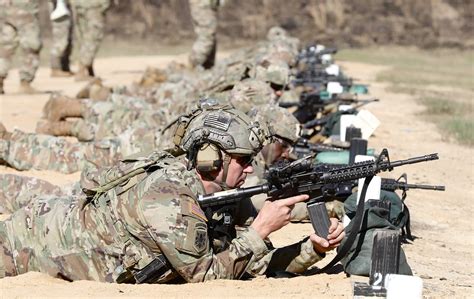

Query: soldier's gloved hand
<box><xmin>251</xmin><ymin>194</ymin><xmax>309</xmax><ymax>239</ymax></box>
<box><xmin>310</xmin><ymin>218</ymin><xmax>345</xmax><ymax>254</ymax></box>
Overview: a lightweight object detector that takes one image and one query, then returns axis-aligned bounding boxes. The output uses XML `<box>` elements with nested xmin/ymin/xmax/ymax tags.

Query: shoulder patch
<box><xmin>193</xmin><ymin>223</ymin><xmax>208</xmax><ymax>253</ymax></box>
<box><xmin>190</xmin><ymin>202</ymin><xmax>208</xmax><ymax>222</ymax></box>
<box><xmin>181</xmin><ymin>198</ymin><xmax>208</xmax><ymax>222</ymax></box>
<box><xmin>176</xmin><ymin>216</ymin><xmax>209</xmax><ymax>257</ymax></box>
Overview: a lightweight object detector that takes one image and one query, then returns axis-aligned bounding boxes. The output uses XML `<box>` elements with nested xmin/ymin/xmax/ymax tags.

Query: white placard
<box><xmin>325</xmin><ymin>64</ymin><xmax>340</xmax><ymax>76</ymax></box>
<box><xmin>385</xmin><ymin>274</ymin><xmax>423</xmax><ymax>299</ymax></box>
<box><xmin>355</xmin><ymin>155</ymin><xmax>381</xmax><ymax>204</ymax></box>
<box><xmin>339</xmin><ymin>114</ymin><xmax>356</xmax><ymax>141</ymax></box>
<box><xmin>352</xmin><ymin>109</ymin><xmax>381</xmax><ymax>139</ymax></box>
<box><xmin>327</xmin><ymin>81</ymin><xmax>343</xmax><ymax>94</ymax></box>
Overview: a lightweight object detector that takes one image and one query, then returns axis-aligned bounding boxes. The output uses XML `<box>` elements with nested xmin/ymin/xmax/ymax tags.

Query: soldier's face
<box><xmin>223</xmin><ymin>155</ymin><xmax>254</xmax><ymax>188</ymax></box>
<box><xmin>262</xmin><ymin>139</ymin><xmax>292</xmax><ymax>165</ymax></box>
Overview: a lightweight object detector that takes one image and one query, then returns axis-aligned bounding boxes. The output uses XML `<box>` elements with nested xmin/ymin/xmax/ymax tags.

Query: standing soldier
<box><xmin>69</xmin><ymin>0</ymin><xmax>110</xmax><ymax>81</ymax></box>
<box><xmin>188</xmin><ymin>0</ymin><xmax>219</xmax><ymax>69</ymax></box>
<box><xmin>49</xmin><ymin>0</ymin><xmax>74</xmax><ymax>77</ymax></box>
<box><xmin>0</xmin><ymin>0</ymin><xmax>42</xmax><ymax>94</ymax></box>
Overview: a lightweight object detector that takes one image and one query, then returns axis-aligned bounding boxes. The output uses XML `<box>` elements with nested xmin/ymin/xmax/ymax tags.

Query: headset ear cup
<box><xmin>196</xmin><ymin>143</ymin><xmax>223</xmax><ymax>172</ymax></box>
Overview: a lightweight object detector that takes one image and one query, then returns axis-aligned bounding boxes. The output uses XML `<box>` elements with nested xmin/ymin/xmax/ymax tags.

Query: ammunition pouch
<box><xmin>116</xmin><ymin>255</ymin><xmax>172</xmax><ymax>284</ymax></box>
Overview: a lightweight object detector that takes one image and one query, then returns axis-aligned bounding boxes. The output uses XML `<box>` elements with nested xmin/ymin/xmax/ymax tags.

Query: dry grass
<box><xmin>338</xmin><ymin>47</ymin><xmax>474</xmax><ymax>146</ymax></box>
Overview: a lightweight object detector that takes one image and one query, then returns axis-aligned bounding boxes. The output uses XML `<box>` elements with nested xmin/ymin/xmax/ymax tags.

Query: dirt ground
<box><xmin>0</xmin><ymin>51</ymin><xmax>473</xmax><ymax>298</ymax></box>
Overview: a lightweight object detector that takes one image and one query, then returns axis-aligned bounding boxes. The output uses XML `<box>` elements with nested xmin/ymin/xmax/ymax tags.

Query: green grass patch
<box><xmin>338</xmin><ymin>46</ymin><xmax>474</xmax><ymax>146</ymax></box>
<box><xmin>443</xmin><ymin>117</ymin><xmax>474</xmax><ymax>146</ymax></box>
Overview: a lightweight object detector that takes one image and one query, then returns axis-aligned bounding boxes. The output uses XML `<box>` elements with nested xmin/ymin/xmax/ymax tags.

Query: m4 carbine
<box><xmin>198</xmin><ymin>149</ymin><xmax>439</xmax><ymax>239</ymax></box>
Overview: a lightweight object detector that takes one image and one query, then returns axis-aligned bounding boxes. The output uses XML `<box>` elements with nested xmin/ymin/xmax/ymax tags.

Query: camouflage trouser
<box><xmin>189</xmin><ymin>0</ymin><xmax>218</xmax><ymax>69</ymax></box>
<box><xmin>74</xmin><ymin>97</ymin><xmax>169</xmax><ymax>141</ymax></box>
<box><xmin>0</xmin><ymin>221</ymin><xmax>17</xmax><ymax>278</ymax></box>
<box><xmin>0</xmin><ymin>130</ymin><xmax>123</xmax><ymax>174</ymax></box>
<box><xmin>49</xmin><ymin>1</ymin><xmax>73</xmax><ymax>70</ymax></box>
<box><xmin>0</xmin><ymin>9</ymin><xmax>42</xmax><ymax>82</ymax></box>
<box><xmin>0</xmin><ymin>174</ymin><xmax>73</xmax><ymax>214</ymax></box>
<box><xmin>71</xmin><ymin>5</ymin><xmax>106</xmax><ymax>67</ymax></box>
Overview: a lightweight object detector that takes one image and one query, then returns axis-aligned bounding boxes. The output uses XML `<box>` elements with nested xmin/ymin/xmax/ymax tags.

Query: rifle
<box><xmin>318</xmin><ymin>172</ymin><xmax>446</xmax><ymax>200</ymax></box>
<box><xmin>296</xmin><ymin>46</ymin><xmax>338</xmax><ymax>66</ymax></box>
<box><xmin>381</xmin><ymin>173</ymin><xmax>445</xmax><ymax>200</ymax></box>
<box><xmin>198</xmin><ymin>149</ymin><xmax>439</xmax><ymax>238</ymax></box>
<box><xmin>289</xmin><ymin>92</ymin><xmax>379</xmax><ymax>124</ymax></box>
<box><xmin>292</xmin><ymin>138</ymin><xmax>344</xmax><ymax>159</ymax></box>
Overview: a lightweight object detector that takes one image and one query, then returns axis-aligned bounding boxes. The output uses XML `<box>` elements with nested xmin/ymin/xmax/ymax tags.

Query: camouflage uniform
<box><xmin>0</xmin><ymin>129</ymin><xmax>124</xmax><ymax>173</ymax></box>
<box><xmin>49</xmin><ymin>0</ymin><xmax>73</xmax><ymax>72</ymax></box>
<box><xmin>189</xmin><ymin>0</ymin><xmax>219</xmax><ymax>69</ymax></box>
<box><xmin>0</xmin><ymin>174</ymin><xmax>80</xmax><ymax>214</ymax></box>
<box><xmin>71</xmin><ymin>95</ymin><xmax>170</xmax><ymax>141</ymax></box>
<box><xmin>0</xmin><ymin>0</ymin><xmax>42</xmax><ymax>83</ymax></box>
<box><xmin>0</xmin><ymin>151</ymin><xmax>324</xmax><ymax>281</ymax></box>
<box><xmin>70</xmin><ymin>0</ymin><xmax>110</xmax><ymax>69</ymax></box>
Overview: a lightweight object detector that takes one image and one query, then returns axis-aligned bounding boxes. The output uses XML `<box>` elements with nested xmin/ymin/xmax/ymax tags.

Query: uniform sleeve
<box><xmin>136</xmin><ymin>179</ymin><xmax>269</xmax><ymax>282</ymax></box>
<box><xmin>244</xmin><ymin>237</ymin><xmax>326</xmax><ymax>276</ymax></box>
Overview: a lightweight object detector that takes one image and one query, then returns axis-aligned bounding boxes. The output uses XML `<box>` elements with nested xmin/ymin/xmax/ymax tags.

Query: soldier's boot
<box><xmin>36</xmin><ymin>120</ymin><xmax>74</xmax><ymax>137</ymax></box>
<box><xmin>51</xmin><ymin>68</ymin><xmax>73</xmax><ymax>77</ymax></box>
<box><xmin>0</xmin><ymin>122</ymin><xmax>12</xmax><ymax>165</ymax></box>
<box><xmin>18</xmin><ymin>80</ymin><xmax>41</xmax><ymax>94</ymax></box>
<box><xmin>0</xmin><ymin>122</ymin><xmax>12</xmax><ymax>141</ymax></box>
<box><xmin>0</xmin><ymin>77</ymin><xmax>4</xmax><ymax>94</ymax></box>
<box><xmin>76</xmin><ymin>78</ymin><xmax>110</xmax><ymax>101</ymax></box>
<box><xmin>89</xmin><ymin>82</ymin><xmax>111</xmax><ymax>101</ymax></box>
<box><xmin>51</xmin><ymin>55</ymin><xmax>73</xmax><ymax>77</ymax></box>
<box><xmin>75</xmin><ymin>64</ymin><xmax>94</xmax><ymax>81</ymax></box>
<box><xmin>43</xmin><ymin>95</ymin><xmax>84</xmax><ymax>121</ymax></box>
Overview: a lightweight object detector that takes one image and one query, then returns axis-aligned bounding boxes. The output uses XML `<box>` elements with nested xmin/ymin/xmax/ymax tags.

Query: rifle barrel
<box><xmin>385</xmin><ymin>153</ymin><xmax>439</xmax><ymax>169</ymax></box>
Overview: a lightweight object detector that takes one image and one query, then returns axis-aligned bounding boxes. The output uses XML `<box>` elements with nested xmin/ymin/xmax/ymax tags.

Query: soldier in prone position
<box><xmin>0</xmin><ymin>102</ymin><xmax>344</xmax><ymax>283</ymax></box>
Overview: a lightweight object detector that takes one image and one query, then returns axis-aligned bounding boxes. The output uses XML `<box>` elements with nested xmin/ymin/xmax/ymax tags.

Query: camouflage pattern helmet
<box><xmin>249</xmin><ymin>104</ymin><xmax>300</xmax><ymax>143</ymax></box>
<box><xmin>229</xmin><ymin>79</ymin><xmax>276</xmax><ymax>113</ymax></box>
<box><xmin>267</xmin><ymin>26</ymin><xmax>288</xmax><ymax>41</ymax></box>
<box><xmin>252</xmin><ymin>58</ymin><xmax>290</xmax><ymax>86</ymax></box>
<box><xmin>174</xmin><ymin>98</ymin><xmax>268</xmax><ymax>157</ymax></box>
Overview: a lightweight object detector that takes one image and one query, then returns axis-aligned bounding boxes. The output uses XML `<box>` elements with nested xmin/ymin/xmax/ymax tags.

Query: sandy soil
<box><xmin>0</xmin><ymin>53</ymin><xmax>473</xmax><ymax>298</ymax></box>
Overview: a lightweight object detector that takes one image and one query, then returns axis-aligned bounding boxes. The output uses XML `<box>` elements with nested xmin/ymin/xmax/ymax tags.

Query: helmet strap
<box><xmin>217</xmin><ymin>153</ymin><xmax>232</xmax><ymax>190</ymax></box>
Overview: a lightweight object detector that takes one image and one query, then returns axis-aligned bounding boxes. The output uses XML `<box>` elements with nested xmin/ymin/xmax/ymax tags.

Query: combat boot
<box><xmin>75</xmin><ymin>64</ymin><xmax>93</xmax><ymax>81</ymax></box>
<box><xmin>43</xmin><ymin>95</ymin><xmax>84</xmax><ymax>121</ymax></box>
<box><xmin>76</xmin><ymin>78</ymin><xmax>110</xmax><ymax>101</ymax></box>
<box><xmin>89</xmin><ymin>82</ymin><xmax>111</xmax><ymax>101</ymax></box>
<box><xmin>0</xmin><ymin>122</ymin><xmax>12</xmax><ymax>140</ymax></box>
<box><xmin>0</xmin><ymin>122</ymin><xmax>10</xmax><ymax>165</ymax></box>
<box><xmin>0</xmin><ymin>76</ymin><xmax>5</xmax><ymax>94</ymax></box>
<box><xmin>51</xmin><ymin>69</ymin><xmax>73</xmax><ymax>77</ymax></box>
<box><xmin>36</xmin><ymin>120</ymin><xmax>74</xmax><ymax>137</ymax></box>
<box><xmin>19</xmin><ymin>80</ymin><xmax>41</xmax><ymax>94</ymax></box>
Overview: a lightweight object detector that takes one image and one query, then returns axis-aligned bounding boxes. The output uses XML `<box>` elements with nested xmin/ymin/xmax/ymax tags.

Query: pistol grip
<box><xmin>307</xmin><ymin>201</ymin><xmax>331</xmax><ymax>238</ymax></box>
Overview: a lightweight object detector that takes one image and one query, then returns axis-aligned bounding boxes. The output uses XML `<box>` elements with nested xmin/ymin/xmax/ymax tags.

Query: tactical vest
<box><xmin>80</xmin><ymin>150</ymin><xmax>181</xmax><ymax>284</ymax></box>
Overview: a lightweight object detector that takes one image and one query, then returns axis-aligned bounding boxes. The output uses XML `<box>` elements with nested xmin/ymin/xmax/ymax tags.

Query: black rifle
<box><xmin>198</xmin><ymin>149</ymin><xmax>439</xmax><ymax>238</ymax></box>
<box><xmin>292</xmin><ymin>138</ymin><xmax>344</xmax><ymax>159</ymax></box>
<box><xmin>381</xmin><ymin>173</ymin><xmax>445</xmax><ymax>200</ymax></box>
<box><xmin>296</xmin><ymin>46</ymin><xmax>338</xmax><ymax>67</ymax></box>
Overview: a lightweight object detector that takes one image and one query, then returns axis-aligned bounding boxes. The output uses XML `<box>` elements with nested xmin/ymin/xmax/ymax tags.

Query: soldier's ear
<box><xmin>195</xmin><ymin>143</ymin><xmax>223</xmax><ymax>173</ymax></box>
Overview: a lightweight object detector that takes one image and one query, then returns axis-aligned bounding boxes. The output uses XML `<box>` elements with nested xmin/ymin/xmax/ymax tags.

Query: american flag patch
<box><xmin>190</xmin><ymin>202</ymin><xmax>207</xmax><ymax>222</ymax></box>
<box><xmin>204</xmin><ymin>112</ymin><xmax>231</xmax><ymax>131</ymax></box>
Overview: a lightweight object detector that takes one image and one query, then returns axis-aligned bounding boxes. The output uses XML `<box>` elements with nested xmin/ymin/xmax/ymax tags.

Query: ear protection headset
<box><xmin>195</xmin><ymin>143</ymin><xmax>223</xmax><ymax>172</ymax></box>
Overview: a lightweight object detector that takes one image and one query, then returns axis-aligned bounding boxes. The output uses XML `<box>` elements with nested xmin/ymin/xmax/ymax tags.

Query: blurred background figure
<box><xmin>188</xmin><ymin>0</ymin><xmax>219</xmax><ymax>69</ymax></box>
<box><xmin>0</xmin><ymin>0</ymin><xmax>42</xmax><ymax>94</ymax></box>
<box><xmin>49</xmin><ymin>0</ymin><xmax>74</xmax><ymax>77</ymax></box>
<box><xmin>70</xmin><ymin>0</ymin><xmax>110</xmax><ymax>81</ymax></box>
